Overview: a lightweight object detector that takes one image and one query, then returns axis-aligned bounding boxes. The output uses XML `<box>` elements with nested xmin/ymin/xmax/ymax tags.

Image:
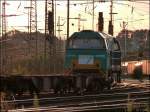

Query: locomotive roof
<box><xmin>69</xmin><ymin>30</ymin><xmax>114</xmax><ymax>39</ymax></box>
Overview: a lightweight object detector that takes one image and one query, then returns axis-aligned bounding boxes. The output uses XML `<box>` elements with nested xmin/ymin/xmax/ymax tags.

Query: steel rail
<box><xmin>2</xmin><ymin>91</ymin><xmax>149</xmax><ymax>112</ymax></box>
<box><xmin>2</xmin><ymin>90</ymin><xmax>149</xmax><ymax>104</ymax></box>
<box><xmin>8</xmin><ymin>101</ymin><xmax>149</xmax><ymax>112</ymax></box>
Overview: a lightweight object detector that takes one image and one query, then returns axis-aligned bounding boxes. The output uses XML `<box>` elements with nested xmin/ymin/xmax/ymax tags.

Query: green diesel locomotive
<box><xmin>64</xmin><ymin>30</ymin><xmax>121</xmax><ymax>92</ymax></box>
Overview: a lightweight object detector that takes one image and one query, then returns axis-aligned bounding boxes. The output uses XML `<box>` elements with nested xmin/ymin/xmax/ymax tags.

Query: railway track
<box><xmin>7</xmin><ymin>98</ymin><xmax>150</xmax><ymax>112</ymax></box>
<box><xmin>8</xmin><ymin>102</ymin><xmax>149</xmax><ymax>112</ymax></box>
<box><xmin>1</xmin><ymin>80</ymin><xmax>149</xmax><ymax>111</ymax></box>
<box><xmin>3</xmin><ymin>90</ymin><xmax>150</xmax><ymax>112</ymax></box>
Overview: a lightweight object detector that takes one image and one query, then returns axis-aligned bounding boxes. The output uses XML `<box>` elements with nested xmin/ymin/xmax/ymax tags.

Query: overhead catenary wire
<box><xmin>4</xmin><ymin>1</ymin><xmax>149</xmax><ymax>35</ymax></box>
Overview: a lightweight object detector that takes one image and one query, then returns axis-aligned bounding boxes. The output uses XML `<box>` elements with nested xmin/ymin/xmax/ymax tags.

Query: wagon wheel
<box><xmin>112</xmin><ymin>73</ymin><xmax>118</xmax><ymax>84</ymax></box>
<box><xmin>117</xmin><ymin>72</ymin><xmax>121</xmax><ymax>83</ymax></box>
<box><xmin>94</xmin><ymin>81</ymin><xmax>103</xmax><ymax>93</ymax></box>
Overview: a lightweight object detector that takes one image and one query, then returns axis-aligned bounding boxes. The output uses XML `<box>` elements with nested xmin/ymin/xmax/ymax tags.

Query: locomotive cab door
<box><xmin>110</xmin><ymin>38</ymin><xmax>121</xmax><ymax>83</ymax></box>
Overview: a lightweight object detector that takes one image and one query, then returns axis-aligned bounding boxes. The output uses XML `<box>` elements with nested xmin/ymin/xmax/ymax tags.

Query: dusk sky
<box><xmin>0</xmin><ymin>0</ymin><xmax>149</xmax><ymax>38</ymax></box>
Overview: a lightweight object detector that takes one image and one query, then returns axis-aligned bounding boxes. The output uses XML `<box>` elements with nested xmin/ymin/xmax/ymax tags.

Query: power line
<box><xmin>129</xmin><ymin>1</ymin><xmax>150</xmax><ymax>5</ymax></box>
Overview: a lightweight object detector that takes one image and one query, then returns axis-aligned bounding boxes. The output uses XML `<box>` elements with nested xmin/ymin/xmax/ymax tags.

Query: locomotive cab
<box><xmin>65</xmin><ymin>30</ymin><xmax>108</xmax><ymax>75</ymax></box>
<box><xmin>65</xmin><ymin>31</ymin><xmax>121</xmax><ymax>77</ymax></box>
<box><xmin>64</xmin><ymin>30</ymin><xmax>121</xmax><ymax>93</ymax></box>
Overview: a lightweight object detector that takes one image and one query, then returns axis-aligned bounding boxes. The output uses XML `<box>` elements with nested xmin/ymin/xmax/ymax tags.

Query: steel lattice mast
<box><xmin>44</xmin><ymin>0</ymin><xmax>54</xmax><ymax>58</ymax></box>
<box><xmin>30</xmin><ymin>0</ymin><xmax>38</xmax><ymax>57</ymax></box>
<box><xmin>0</xmin><ymin>0</ymin><xmax>1</xmax><ymax>37</ymax></box>
<box><xmin>44</xmin><ymin>0</ymin><xmax>55</xmax><ymax>73</ymax></box>
<box><xmin>0</xmin><ymin>0</ymin><xmax>2</xmax><ymax>74</ymax></box>
<box><xmin>1</xmin><ymin>0</ymin><xmax>7</xmax><ymax>74</ymax></box>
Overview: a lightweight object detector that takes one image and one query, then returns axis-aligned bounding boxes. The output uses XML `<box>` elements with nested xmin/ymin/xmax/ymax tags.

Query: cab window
<box><xmin>68</xmin><ymin>38</ymin><xmax>106</xmax><ymax>49</ymax></box>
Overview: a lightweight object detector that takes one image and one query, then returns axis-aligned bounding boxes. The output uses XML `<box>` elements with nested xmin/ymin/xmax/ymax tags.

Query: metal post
<box><xmin>0</xmin><ymin>0</ymin><xmax>2</xmax><ymax>74</ymax></box>
<box><xmin>2</xmin><ymin>1</ymin><xmax>7</xmax><ymax>74</ymax></box>
<box><xmin>35</xmin><ymin>1</ymin><xmax>38</xmax><ymax>58</ymax></box>
<box><xmin>30</xmin><ymin>0</ymin><xmax>37</xmax><ymax>58</ymax></box>
<box><xmin>67</xmin><ymin>0</ymin><xmax>70</xmax><ymax>39</ymax></box>
<box><xmin>125</xmin><ymin>30</ymin><xmax>126</xmax><ymax>59</ymax></box>
<box><xmin>24</xmin><ymin>6</ymin><xmax>32</xmax><ymax>58</ymax></box>
<box><xmin>52</xmin><ymin>0</ymin><xmax>54</xmax><ymax>36</ymax></box>
<box><xmin>54</xmin><ymin>0</ymin><xmax>56</xmax><ymax>36</ymax></box>
<box><xmin>123</xmin><ymin>21</ymin><xmax>127</xmax><ymax>59</ymax></box>
<box><xmin>58</xmin><ymin>16</ymin><xmax>60</xmax><ymax>38</ymax></box>
<box><xmin>0</xmin><ymin>0</ymin><xmax>1</xmax><ymax>37</ymax></box>
<box><xmin>108</xmin><ymin>0</ymin><xmax>115</xmax><ymax>36</ymax></box>
<box><xmin>78</xmin><ymin>14</ymin><xmax>81</xmax><ymax>31</ymax></box>
<box><xmin>110</xmin><ymin>0</ymin><xmax>113</xmax><ymax>24</ymax></box>
<box><xmin>44</xmin><ymin>0</ymin><xmax>47</xmax><ymax>62</ymax></box>
<box><xmin>92</xmin><ymin>0</ymin><xmax>94</xmax><ymax>30</ymax></box>
<box><xmin>51</xmin><ymin>0</ymin><xmax>55</xmax><ymax>73</ymax></box>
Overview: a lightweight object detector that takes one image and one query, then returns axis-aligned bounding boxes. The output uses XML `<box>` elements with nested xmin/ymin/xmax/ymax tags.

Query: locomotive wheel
<box><xmin>112</xmin><ymin>73</ymin><xmax>117</xmax><ymax>84</ymax></box>
<box><xmin>94</xmin><ymin>80</ymin><xmax>102</xmax><ymax>93</ymax></box>
<box><xmin>53</xmin><ymin>77</ymin><xmax>60</xmax><ymax>94</ymax></box>
<box><xmin>106</xmin><ymin>76</ymin><xmax>114</xmax><ymax>90</ymax></box>
<box><xmin>117</xmin><ymin>72</ymin><xmax>121</xmax><ymax>83</ymax></box>
<box><xmin>86</xmin><ymin>77</ymin><xmax>104</xmax><ymax>93</ymax></box>
<box><xmin>85</xmin><ymin>76</ymin><xmax>93</xmax><ymax>93</ymax></box>
<box><xmin>112</xmin><ymin>72</ymin><xmax>121</xmax><ymax>83</ymax></box>
<box><xmin>97</xmin><ymin>78</ymin><xmax>104</xmax><ymax>92</ymax></box>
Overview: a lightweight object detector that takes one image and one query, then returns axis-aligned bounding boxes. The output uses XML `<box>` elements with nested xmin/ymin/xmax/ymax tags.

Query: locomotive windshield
<box><xmin>68</xmin><ymin>38</ymin><xmax>105</xmax><ymax>49</ymax></box>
